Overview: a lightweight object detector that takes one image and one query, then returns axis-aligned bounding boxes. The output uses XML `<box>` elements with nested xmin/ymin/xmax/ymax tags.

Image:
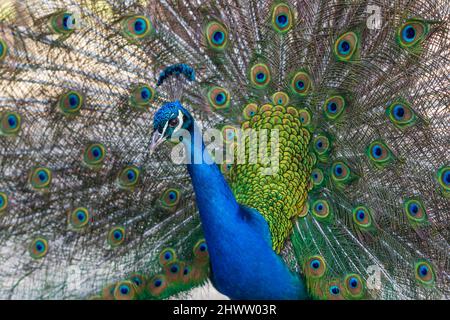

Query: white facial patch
<box><xmin>171</xmin><ymin>110</ymin><xmax>184</xmax><ymax>137</ymax></box>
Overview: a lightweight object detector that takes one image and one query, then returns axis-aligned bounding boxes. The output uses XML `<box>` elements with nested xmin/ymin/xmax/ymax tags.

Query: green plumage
<box><xmin>230</xmin><ymin>102</ymin><xmax>314</xmax><ymax>253</ymax></box>
<box><xmin>0</xmin><ymin>0</ymin><xmax>449</xmax><ymax>300</ymax></box>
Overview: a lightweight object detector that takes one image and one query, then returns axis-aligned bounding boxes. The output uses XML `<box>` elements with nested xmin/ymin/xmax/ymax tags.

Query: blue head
<box><xmin>150</xmin><ymin>101</ymin><xmax>194</xmax><ymax>152</ymax></box>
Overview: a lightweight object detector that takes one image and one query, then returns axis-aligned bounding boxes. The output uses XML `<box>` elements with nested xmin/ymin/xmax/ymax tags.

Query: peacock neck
<box><xmin>185</xmin><ymin>124</ymin><xmax>240</xmax><ymax>233</ymax></box>
<box><xmin>183</xmin><ymin>124</ymin><xmax>308</xmax><ymax>300</ymax></box>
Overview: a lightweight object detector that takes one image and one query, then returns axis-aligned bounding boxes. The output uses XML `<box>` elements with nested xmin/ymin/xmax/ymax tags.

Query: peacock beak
<box><xmin>149</xmin><ymin>130</ymin><xmax>166</xmax><ymax>155</ymax></box>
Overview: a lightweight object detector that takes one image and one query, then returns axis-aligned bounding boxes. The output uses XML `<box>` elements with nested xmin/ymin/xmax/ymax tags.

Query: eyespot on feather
<box><xmin>49</xmin><ymin>12</ymin><xmax>77</xmax><ymax>35</ymax></box>
<box><xmin>205</xmin><ymin>21</ymin><xmax>229</xmax><ymax>51</ymax></box>
<box><xmin>83</xmin><ymin>143</ymin><xmax>106</xmax><ymax>167</ymax></box>
<box><xmin>414</xmin><ymin>260</ymin><xmax>435</xmax><ymax>286</ymax></box>
<box><xmin>58</xmin><ymin>91</ymin><xmax>83</xmax><ymax>115</ymax></box>
<box><xmin>159</xmin><ymin>248</ymin><xmax>177</xmax><ymax>266</ymax></box>
<box><xmin>0</xmin><ymin>192</ymin><xmax>8</xmax><ymax>213</ymax></box>
<box><xmin>0</xmin><ymin>111</ymin><xmax>21</xmax><ymax>136</ymax></box>
<box><xmin>107</xmin><ymin>226</ymin><xmax>126</xmax><ymax>247</ymax></box>
<box><xmin>243</xmin><ymin>103</ymin><xmax>259</xmax><ymax>119</ymax></box>
<box><xmin>366</xmin><ymin>140</ymin><xmax>394</xmax><ymax>168</ymax></box>
<box><xmin>221</xmin><ymin>125</ymin><xmax>237</xmax><ymax>144</ymax></box>
<box><xmin>331</xmin><ymin>161</ymin><xmax>351</xmax><ymax>183</ymax></box>
<box><xmin>160</xmin><ymin>188</ymin><xmax>181</xmax><ymax>208</ymax></box>
<box><xmin>343</xmin><ymin>274</ymin><xmax>365</xmax><ymax>299</ymax></box>
<box><xmin>312</xmin><ymin>134</ymin><xmax>331</xmax><ymax>156</ymax></box>
<box><xmin>114</xmin><ymin>280</ymin><xmax>137</xmax><ymax>300</ymax></box>
<box><xmin>148</xmin><ymin>274</ymin><xmax>168</xmax><ymax>297</ymax></box>
<box><xmin>250</xmin><ymin>63</ymin><xmax>271</xmax><ymax>88</ymax></box>
<box><xmin>290</xmin><ymin>71</ymin><xmax>312</xmax><ymax>96</ymax></box>
<box><xmin>121</xmin><ymin>15</ymin><xmax>153</xmax><ymax>41</ymax></box>
<box><xmin>164</xmin><ymin>260</ymin><xmax>184</xmax><ymax>282</ymax></box>
<box><xmin>386</xmin><ymin>101</ymin><xmax>417</xmax><ymax>129</ymax></box>
<box><xmin>208</xmin><ymin>86</ymin><xmax>230</xmax><ymax>110</ymax></box>
<box><xmin>272</xmin><ymin>91</ymin><xmax>290</xmax><ymax>106</ymax></box>
<box><xmin>271</xmin><ymin>3</ymin><xmax>293</xmax><ymax>33</ymax></box>
<box><xmin>325</xmin><ymin>280</ymin><xmax>345</xmax><ymax>300</ymax></box>
<box><xmin>334</xmin><ymin>32</ymin><xmax>359</xmax><ymax>61</ymax></box>
<box><xmin>298</xmin><ymin>108</ymin><xmax>312</xmax><ymax>127</ymax></box>
<box><xmin>29</xmin><ymin>167</ymin><xmax>52</xmax><ymax>190</ymax></box>
<box><xmin>352</xmin><ymin>206</ymin><xmax>374</xmax><ymax>230</ymax></box>
<box><xmin>311</xmin><ymin>168</ymin><xmax>325</xmax><ymax>188</ymax></box>
<box><xmin>68</xmin><ymin>207</ymin><xmax>90</xmax><ymax>229</ymax></box>
<box><xmin>397</xmin><ymin>20</ymin><xmax>429</xmax><ymax>48</ymax></box>
<box><xmin>193</xmin><ymin>239</ymin><xmax>209</xmax><ymax>263</ymax></box>
<box><xmin>305</xmin><ymin>255</ymin><xmax>326</xmax><ymax>278</ymax></box>
<box><xmin>29</xmin><ymin>237</ymin><xmax>48</xmax><ymax>259</ymax></box>
<box><xmin>311</xmin><ymin>199</ymin><xmax>331</xmax><ymax>221</ymax></box>
<box><xmin>130</xmin><ymin>84</ymin><xmax>155</xmax><ymax>110</ymax></box>
<box><xmin>403</xmin><ymin>198</ymin><xmax>427</xmax><ymax>224</ymax></box>
<box><xmin>436</xmin><ymin>165</ymin><xmax>449</xmax><ymax>195</ymax></box>
<box><xmin>323</xmin><ymin>95</ymin><xmax>346</xmax><ymax>120</ymax></box>
<box><xmin>0</xmin><ymin>38</ymin><xmax>8</xmax><ymax>61</ymax></box>
<box><xmin>117</xmin><ymin>165</ymin><xmax>141</xmax><ymax>189</ymax></box>
<box><xmin>129</xmin><ymin>273</ymin><xmax>147</xmax><ymax>294</ymax></box>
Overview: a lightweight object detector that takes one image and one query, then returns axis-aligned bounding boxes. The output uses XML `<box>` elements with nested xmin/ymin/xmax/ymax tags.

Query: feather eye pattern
<box><xmin>323</xmin><ymin>95</ymin><xmax>346</xmax><ymax>121</ymax></box>
<box><xmin>312</xmin><ymin>133</ymin><xmax>332</xmax><ymax>162</ymax></box>
<box><xmin>272</xmin><ymin>91</ymin><xmax>290</xmax><ymax>106</ymax></box>
<box><xmin>436</xmin><ymin>166</ymin><xmax>449</xmax><ymax>196</ymax></box>
<box><xmin>29</xmin><ymin>167</ymin><xmax>52</xmax><ymax>190</ymax></box>
<box><xmin>386</xmin><ymin>100</ymin><xmax>417</xmax><ymax>129</ymax></box>
<box><xmin>117</xmin><ymin>166</ymin><xmax>141</xmax><ymax>189</ymax></box>
<box><xmin>107</xmin><ymin>226</ymin><xmax>126</xmax><ymax>247</ymax></box>
<box><xmin>58</xmin><ymin>91</ymin><xmax>84</xmax><ymax>116</ymax></box>
<box><xmin>0</xmin><ymin>111</ymin><xmax>21</xmax><ymax>136</ymax></box>
<box><xmin>159</xmin><ymin>188</ymin><xmax>181</xmax><ymax>209</ymax></box>
<box><xmin>310</xmin><ymin>199</ymin><xmax>333</xmax><ymax>222</ymax></box>
<box><xmin>205</xmin><ymin>21</ymin><xmax>229</xmax><ymax>51</ymax></box>
<box><xmin>290</xmin><ymin>71</ymin><xmax>312</xmax><ymax>96</ymax></box>
<box><xmin>49</xmin><ymin>11</ymin><xmax>77</xmax><ymax>35</ymax></box>
<box><xmin>113</xmin><ymin>281</ymin><xmax>137</xmax><ymax>300</ymax></box>
<box><xmin>120</xmin><ymin>15</ymin><xmax>153</xmax><ymax>42</ymax></box>
<box><xmin>397</xmin><ymin>19</ymin><xmax>430</xmax><ymax>49</ymax></box>
<box><xmin>304</xmin><ymin>255</ymin><xmax>327</xmax><ymax>279</ymax></box>
<box><xmin>250</xmin><ymin>63</ymin><xmax>271</xmax><ymax>89</ymax></box>
<box><xmin>0</xmin><ymin>39</ymin><xmax>8</xmax><ymax>61</ymax></box>
<box><xmin>207</xmin><ymin>86</ymin><xmax>230</xmax><ymax>110</ymax></box>
<box><xmin>129</xmin><ymin>84</ymin><xmax>155</xmax><ymax>110</ymax></box>
<box><xmin>0</xmin><ymin>0</ymin><xmax>448</xmax><ymax>301</ymax></box>
<box><xmin>352</xmin><ymin>206</ymin><xmax>375</xmax><ymax>231</ymax></box>
<box><xmin>311</xmin><ymin>167</ymin><xmax>325</xmax><ymax>189</ymax></box>
<box><xmin>343</xmin><ymin>274</ymin><xmax>365</xmax><ymax>300</ymax></box>
<box><xmin>0</xmin><ymin>192</ymin><xmax>8</xmax><ymax>214</ymax></box>
<box><xmin>271</xmin><ymin>2</ymin><xmax>294</xmax><ymax>34</ymax></box>
<box><xmin>414</xmin><ymin>260</ymin><xmax>436</xmax><ymax>286</ymax></box>
<box><xmin>403</xmin><ymin>198</ymin><xmax>428</xmax><ymax>226</ymax></box>
<box><xmin>29</xmin><ymin>237</ymin><xmax>49</xmax><ymax>259</ymax></box>
<box><xmin>330</xmin><ymin>161</ymin><xmax>353</xmax><ymax>186</ymax></box>
<box><xmin>68</xmin><ymin>207</ymin><xmax>90</xmax><ymax>230</ymax></box>
<box><xmin>333</xmin><ymin>31</ymin><xmax>359</xmax><ymax>61</ymax></box>
<box><xmin>366</xmin><ymin>140</ymin><xmax>395</xmax><ymax>168</ymax></box>
<box><xmin>83</xmin><ymin>143</ymin><xmax>106</xmax><ymax>168</ymax></box>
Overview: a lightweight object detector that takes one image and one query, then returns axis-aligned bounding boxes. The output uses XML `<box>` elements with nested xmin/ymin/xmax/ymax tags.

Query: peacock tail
<box><xmin>0</xmin><ymin>0</ymin><xmax>449</xmax><ymax>300</ymax></box>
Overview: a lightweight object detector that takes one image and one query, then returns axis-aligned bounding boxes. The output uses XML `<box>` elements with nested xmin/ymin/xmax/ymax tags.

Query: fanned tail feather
<box><xmin>0</xmin><ymin>0</ymin><xmax>448</xmax><ymax>299</ymax></box>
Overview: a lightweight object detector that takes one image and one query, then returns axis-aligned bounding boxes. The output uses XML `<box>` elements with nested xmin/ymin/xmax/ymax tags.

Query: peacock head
<box><xmin>150</xmin><ymin>101</ymin><xmax>194</xmax><ymax>153</ymax></box>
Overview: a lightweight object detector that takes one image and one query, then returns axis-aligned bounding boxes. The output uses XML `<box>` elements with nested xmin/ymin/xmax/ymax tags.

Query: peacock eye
<box><xmin>168</xmin><ymin>118</ymin><xmax>179</xmax><ymax>127</ymax></box>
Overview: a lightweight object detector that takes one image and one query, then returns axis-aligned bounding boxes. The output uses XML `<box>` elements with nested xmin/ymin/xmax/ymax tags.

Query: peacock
<box><xmin>0</xmin><ymin>0</ymin><xmax>449</xmax><ymax>300</ymax></box>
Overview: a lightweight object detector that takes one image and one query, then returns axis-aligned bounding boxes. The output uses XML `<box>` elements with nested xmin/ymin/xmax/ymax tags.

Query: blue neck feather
<box><xmin>184</xmin><ymin>125</ymin><xmax>308</xmax><ymax>300</ymax></box>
